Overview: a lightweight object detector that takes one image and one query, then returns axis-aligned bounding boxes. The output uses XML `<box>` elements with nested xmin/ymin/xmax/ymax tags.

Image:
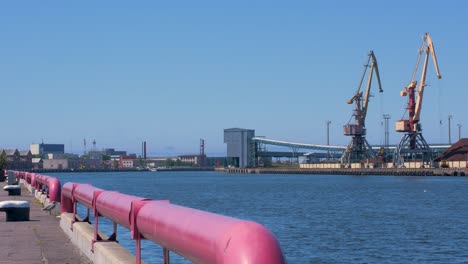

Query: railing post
<box><xmin>130</xmin><ymin>199</ymin><xmax>157</xmax><ymax>264</ymax></box>
<box><xmin>70</xmin><ymin>183</ymin><xmax>80</xmax><ymax>230</ymax></box>
<box><xmin>92</xmin><ymin>206</ymin><xmax>99</xmax><ymax>253</ymax></box>
<box><xmin>135</xmin><ymin>238</ymin><xmax>142</xmax><ymax>264</ymax></box>
<box><xmin>71</xmin><ymin>199</ymin><xmax>77</xmax><ymax>230</ymax></box>
<box><xmin>91</xmin><ymin>190</ymin><xmax>104</xmax><ymax>252</ymax></box>
<box><xmin>108</xmin><ymin>222</ymin><xmax>117</xmax><ymax>241</ymax></box>
<box><xmin>163</xmin><ymin>248</ymin><xmax>170</xmax><ymax>264</ymax></box>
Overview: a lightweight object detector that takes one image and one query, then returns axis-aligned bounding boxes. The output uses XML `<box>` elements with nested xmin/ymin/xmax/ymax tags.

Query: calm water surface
<box><xmin>51</xmin><ymin>171</ymin><xmax>468</xmax><ymax>263</ymax></box>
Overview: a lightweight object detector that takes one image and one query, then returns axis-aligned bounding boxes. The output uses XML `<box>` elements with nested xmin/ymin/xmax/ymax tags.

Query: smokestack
<box><xmin>83</xmin><ymin>137</ymin><xmax>87</xmax><ymax>155</ymax></box>
<box><xmin>143</xmin><ymin>141</ymin><xmax>147</xmax><ymax>160</ymax></box>
<box><xmin>199</xmin><ymin>139</ymin><xmax>205</xmax><ymax>167</ymax></box>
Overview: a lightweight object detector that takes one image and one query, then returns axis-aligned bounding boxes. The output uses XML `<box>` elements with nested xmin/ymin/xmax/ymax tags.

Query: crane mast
<box><xmin>394</xmin><ymin>32</ymin><xmax>442</xmax><ymax>167</ymax></box>
<box><xmin>341</xmin><ymin>51</ymin><xmax>383</xmax><ymax>167</ymax></box>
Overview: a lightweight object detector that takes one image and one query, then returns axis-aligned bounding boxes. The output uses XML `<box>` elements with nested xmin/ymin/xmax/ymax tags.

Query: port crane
<box><xmin>394</xmin><ymin>32</ymin><xmax>442</xmax><ymax>167</ymax></box>
<box><xmin>341</xmin><ymin>51</ymin><xmax>383</xmax><ymax>167</ymax></box>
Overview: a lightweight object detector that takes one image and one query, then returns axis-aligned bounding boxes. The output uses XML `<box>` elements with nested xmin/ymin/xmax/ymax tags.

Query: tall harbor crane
<box><xmin>341</xmin><ymin>51</ymin><xmax>383</xmax><ymax>167</ymax></box>
<box><xmin>394</xmin><ymin>32</ymin><xmax>442</xmax><ymax>167</ymax></box>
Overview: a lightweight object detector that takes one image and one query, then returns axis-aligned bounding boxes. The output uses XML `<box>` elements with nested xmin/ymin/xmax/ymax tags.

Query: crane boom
<box><xmin>346</xmin><ymin>51</ymin><xmax>383</xmax><ymax>127</ymax></box>
<box><xmin>413</xmin><ymin>33</ymin><xmax>442</xmax><ymax>124</ymax></box>
<box><xmin>362</xmin><ymin>51</ymin><xmax>383</xmax><ymax>126</ymax></box>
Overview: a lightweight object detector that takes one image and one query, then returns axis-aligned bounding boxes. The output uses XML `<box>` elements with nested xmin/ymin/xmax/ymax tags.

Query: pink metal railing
<box><xmin>12</xmin><ymin>171</ymin><xmax>285</xmax><ymax>264</ymax></box>
<box><xmin>61</xmin><ymin>182</ymin><xmax>285</xmax><ymax>264</ymax></box>
<box><xmin>13</xmin><ymin>171</ymin><xmax>61</xmax><ymax>202</ymax></box>
<box><xmin>134</xmin><ymin>200</ymin><xmax>285</xmax><ymax>264</ymax></box>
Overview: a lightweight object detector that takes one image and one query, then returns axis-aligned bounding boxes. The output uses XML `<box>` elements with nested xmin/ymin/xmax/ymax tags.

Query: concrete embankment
<box><xmin>0</xmin><ymin>181</ymin><xmax>91</xmax><ymax>264</ymax></box>
<box><xmin>223</xmin><ymin>167</ymin><xmax>468</xmax><ymax>176</ymax></box>
<box><xmin>60</xmin><ymin>213</ymin><xmax>138</xmax><ymax>264</ymax></box>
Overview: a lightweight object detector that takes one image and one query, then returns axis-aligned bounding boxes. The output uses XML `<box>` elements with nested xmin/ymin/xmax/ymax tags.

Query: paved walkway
<box><xmin>0</xmin><ymin>182</ymin><xmax>91</xmax><ymax>264</ymax></box>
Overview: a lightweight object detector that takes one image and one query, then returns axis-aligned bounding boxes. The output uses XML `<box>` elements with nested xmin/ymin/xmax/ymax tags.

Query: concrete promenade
<box><xmin>0</xmin><ymin>182</ymin><xmax>91</xmax><ymax>264</ymax></box>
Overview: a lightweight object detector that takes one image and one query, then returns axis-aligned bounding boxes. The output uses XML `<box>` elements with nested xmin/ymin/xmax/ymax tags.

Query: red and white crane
<box><xmin>394</xmin><ymin>32</ymin><xmax>442</xmax><ymax>166</ymax></box>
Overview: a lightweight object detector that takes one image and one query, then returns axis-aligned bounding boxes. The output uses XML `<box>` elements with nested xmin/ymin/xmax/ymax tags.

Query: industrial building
<box><xmin>178</xmin><ymin>154</ymin><xmax>204</xmax><ymax>166</ymax></box>
<box><xmin>224</xmin><ymin>128</ymin><xmax>255</xmax><ymax>168</ymax></box>
<box><xmin>434</xmin><ymin>138</ymin><xmax>468</xmax><ymax>167</ymax></box>
<box><xmin>103</xmin><ymin>148</ymin><xmax>127</xmax><ymax>156</ymax></box>
<box><xmin>30</xmin><ymin>143</ymin><xmax>65</xmax><ymax>155</ymax></box>
<box><xmin>43</xmin><ymin>159</ymin><xmax>68</xmax><ymax>170</ymax></box>
<box><xmin>0</xmin><ymin>149</ymin><xmax>32</xmax><ymax>170</ymax></box>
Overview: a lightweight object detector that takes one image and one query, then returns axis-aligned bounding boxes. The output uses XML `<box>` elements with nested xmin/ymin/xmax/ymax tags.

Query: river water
<box><xmin>50</xmin><ymin>171</ymin><xmax>468</xmax><ymax>263</ymax></box>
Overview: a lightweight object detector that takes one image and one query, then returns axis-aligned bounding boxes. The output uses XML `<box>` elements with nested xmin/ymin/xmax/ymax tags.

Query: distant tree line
<box><xmin>163</xmin><ymin>159</ymin><xmax>192</xmax><ymax>167</ymax></box>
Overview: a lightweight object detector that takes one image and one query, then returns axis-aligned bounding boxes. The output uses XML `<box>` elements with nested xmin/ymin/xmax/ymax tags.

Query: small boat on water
<box><xmin>147</xmin><ymin>167</ymin><xmax>157</xmax><ymax>172</ymax></box>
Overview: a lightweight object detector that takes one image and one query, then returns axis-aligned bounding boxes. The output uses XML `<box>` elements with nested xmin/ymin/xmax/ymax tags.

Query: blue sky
<box><xmin>0</xmin><ymin>1</ymin><xmax>467</xmax><ymax>156</ymax></box>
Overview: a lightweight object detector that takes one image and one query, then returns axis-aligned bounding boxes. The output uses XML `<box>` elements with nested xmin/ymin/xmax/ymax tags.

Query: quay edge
<box><xmin>221</xmin><ymin>167</ymin><xmax>468</xmax><ymax>176</ymax></box>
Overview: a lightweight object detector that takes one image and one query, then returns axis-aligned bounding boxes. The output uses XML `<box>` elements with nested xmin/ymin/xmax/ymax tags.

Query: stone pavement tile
<box><xmin>0</xmin><ymin>182</ymin><xmax>92</xmax><ymax>264</ymax></box>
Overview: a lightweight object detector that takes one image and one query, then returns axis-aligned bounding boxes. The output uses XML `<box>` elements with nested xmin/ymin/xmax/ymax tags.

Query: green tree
<box><xmin>137</xmin><ymin>158</ymin><xmax>145</xmax><ymax>167</ymax></box>
<box><xmin>165</xmin><ymin>159</ymin><xmax>175</xmax><ymax>167</ymax></box>
<box><xmin>0</xmin><ymin>152</ymin><xmax>7</xmax><ymax>173</ymax></box>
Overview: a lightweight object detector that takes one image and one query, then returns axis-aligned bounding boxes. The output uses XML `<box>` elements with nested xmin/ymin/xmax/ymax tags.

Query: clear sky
<box><xmin>0</xmin><ymin>1</ymin><xmax>466</xmax><ymax>156</ymax></box>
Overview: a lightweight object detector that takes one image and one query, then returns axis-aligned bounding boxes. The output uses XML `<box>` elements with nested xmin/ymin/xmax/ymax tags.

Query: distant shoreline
<box><xmin>29</xmin><ymin>167</ymin><xmax>216</xmax><ymax>173</ymax></box>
